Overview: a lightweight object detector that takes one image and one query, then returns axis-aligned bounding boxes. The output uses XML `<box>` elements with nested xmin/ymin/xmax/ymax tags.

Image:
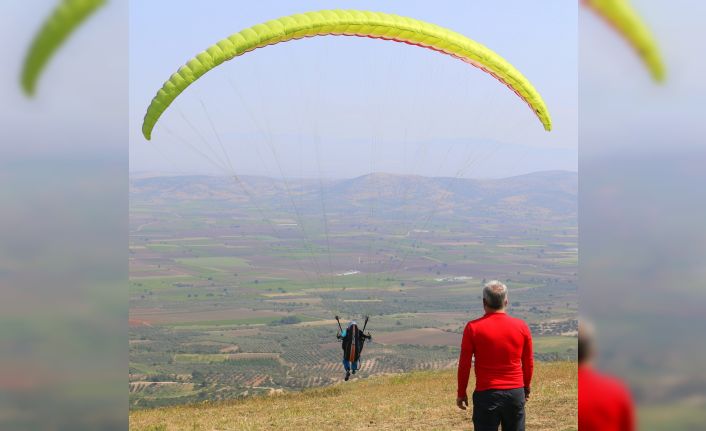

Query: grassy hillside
<box><xmin>130</xmin><ymin>362</ymin><xmax>576</xmax><ymax>431</ymax></box>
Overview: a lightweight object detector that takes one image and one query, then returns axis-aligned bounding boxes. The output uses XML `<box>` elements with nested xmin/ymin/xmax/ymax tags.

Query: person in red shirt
<box><xmin>456</xmin><ymin>280</ymin><xmax>533</xmax><ymax>431</ymax></box>
<box><xmin>578</xmin><ymin>319</ymin><xmax>635</xmax><ymax>431</ymax></box>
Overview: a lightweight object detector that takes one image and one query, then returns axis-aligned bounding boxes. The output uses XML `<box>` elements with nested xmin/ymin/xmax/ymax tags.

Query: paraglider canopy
<box><xmin>582</xmin><ymin>0</ymin><xmax>666</xmax><ymax>82</ymax></box>
<box><xmin>21</xmin><ymin>0</ymin><xmax>107</xmax><ymax>96</ymax></box>
<box><xmin>141</xmin><ymin>9</ymin><xmax>553</xmax><ymax>140</ymax></box>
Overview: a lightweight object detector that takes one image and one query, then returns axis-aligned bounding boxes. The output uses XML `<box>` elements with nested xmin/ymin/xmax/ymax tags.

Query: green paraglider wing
<box><xmin>142</xmin><ymin>9</ymin><xmax>552</xmax><ymax>140</ymax></box>
<box><xmin>583</xmin><ymin>0</ymin><xmax>666</xmax><ymax>82</ymax></box>
<box><xmin>21</xmin><ymin>0</ymin><xmax>106</xmax><ymax>96</ymax></box>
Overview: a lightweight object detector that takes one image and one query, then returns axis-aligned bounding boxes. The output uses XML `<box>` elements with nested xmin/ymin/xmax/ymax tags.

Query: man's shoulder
<box><xmin>584</xmin><ymin>368</ymin><xmax>631</xmax><ymax>395</ymax></box>
<box><xmin>466</xmin><ymin>314</ymin><xmax>493</xmax><ymax>329</ymax></box>
<box><xmin>580</xmin><ymin>367</ymin><xmax>633</xmax><ymax>407</ymax></box>
<box><xmin>469</xmin><ymin>313</ymin><xmax>528</xmax><ymax>325</ymax></box>
<box><xmin>468</xmin><ymin>315</ymin><xmax>486</xmax><ymax>325</ymax></box>
<box><xmin>508</xmin><ymin>314</ymin><xmax>530</xmax><ymax>327</ymax></box>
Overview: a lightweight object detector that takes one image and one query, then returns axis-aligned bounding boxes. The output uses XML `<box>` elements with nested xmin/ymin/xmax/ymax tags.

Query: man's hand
<box><xmin>456</xmin><ymin>395</ymin><xmax>469</xmax><ymax>410</ymax></box>
<box><xmin>524</xmin><ymin>386</ymin><xmax>531</xmax><ymax>401</ymax></box>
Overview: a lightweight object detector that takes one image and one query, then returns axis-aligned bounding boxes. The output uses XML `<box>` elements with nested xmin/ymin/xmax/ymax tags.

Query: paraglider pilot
<box><xmin>336</xmin><ymin>316</ymin><xmax>371</xmax><ymax>381</ymax></box>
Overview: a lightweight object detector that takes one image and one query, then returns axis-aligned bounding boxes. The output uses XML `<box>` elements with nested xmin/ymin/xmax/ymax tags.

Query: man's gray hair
<box><xmin>483</xmin><ymin>280</ymin><xmax>508</xmax><ymax>310</ymax></box>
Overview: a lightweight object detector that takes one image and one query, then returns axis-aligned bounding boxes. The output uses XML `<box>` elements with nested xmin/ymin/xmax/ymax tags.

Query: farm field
<box><xmin>129</xmin><ymin>172</ymin><xmax>577</xmax><ymax>409</ymax></box>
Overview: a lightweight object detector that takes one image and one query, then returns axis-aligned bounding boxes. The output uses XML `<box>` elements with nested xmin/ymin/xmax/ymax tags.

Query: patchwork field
<box><xmin>130</xmin><ymin>172</ymin><xmax>577</xmax><ymax>409</ymax></box>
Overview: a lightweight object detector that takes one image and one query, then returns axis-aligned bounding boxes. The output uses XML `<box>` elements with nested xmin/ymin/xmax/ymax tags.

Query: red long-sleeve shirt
<box><xmin>457</xmin><ymin>312</ymin><xmax>533</xmax><ymax>397</ymax></box>
<box><xmin>578</xmin><ymin>365</ymin><xmax>635</xmax><ymax>431</ymax></box>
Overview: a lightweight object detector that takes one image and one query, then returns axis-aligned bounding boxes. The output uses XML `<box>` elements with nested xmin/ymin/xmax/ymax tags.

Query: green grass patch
<box><xmin>166</xmin><ymin>316</ymin><xmax>279</xmax><ymax>328</ymax></box>
<box><xmin>173</xmin><ymin>353</ymin><xmax>232</xmax><ymax>363</ymax></box>
<box><xmin>175</xmin><ymin>257</ymin><xmax>250</xmax><ymax>273</ymax></box>
<box><xmin>638</xmin><ymin>403</ymin><xmax>706</xmax><ymax>431</ymax></box>
<box><xmin>534</xmin><ymin>335</ymin><xmax>577</xmax><ymax>354</ymax></box>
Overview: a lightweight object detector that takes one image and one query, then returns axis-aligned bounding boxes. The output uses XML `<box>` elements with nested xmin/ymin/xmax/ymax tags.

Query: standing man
<box><xmin>578</xmin><ymin>319</ymin><xmax>635</xmax><ymax>431</ymax></box>
<box><xmin>456</xmin><ymin>280</ymin><xmax>533</xmax><ymax>431</ymax></box>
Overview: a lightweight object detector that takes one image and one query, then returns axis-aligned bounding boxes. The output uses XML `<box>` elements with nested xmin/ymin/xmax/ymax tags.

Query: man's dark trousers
<box><xmin>472</xmin><ymin>387</ymin><xmax>526</xmax><ymax>431</ymax></box>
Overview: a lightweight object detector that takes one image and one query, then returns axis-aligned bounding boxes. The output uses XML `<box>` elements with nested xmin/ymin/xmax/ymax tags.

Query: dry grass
<box><xmin>129</xmin><ymin>362</ymin><xmax>576</xmax><ymax>431</ymax></box>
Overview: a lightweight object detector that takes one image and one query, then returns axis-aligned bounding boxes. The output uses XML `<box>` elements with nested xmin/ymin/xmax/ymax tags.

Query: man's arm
<box><xmin>621</xmin><ymin>383</ymin><xmax>636</xmax><ymax>431</ymax></box>
<box><xmin>456</xmin><ymin>322</ymin><xmax>474</xmax><ymax>408</ymax></box>
<box><xmin>522</xmin><ymin>323</ymin><xmax>534</xmax><ymax>399</ymax></box>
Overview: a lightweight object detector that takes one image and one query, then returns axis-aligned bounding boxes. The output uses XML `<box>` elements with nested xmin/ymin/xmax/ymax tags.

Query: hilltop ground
<box><xmin>130</xmin><ymin>361</ymin><xmax>576</xmax><ymax>431</ymax></box>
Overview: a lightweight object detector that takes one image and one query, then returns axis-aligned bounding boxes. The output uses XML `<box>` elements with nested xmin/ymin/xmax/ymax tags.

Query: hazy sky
<box><xmin>130</xmin><ymin>1</ymin><xmax>577</xmax><ymax>178</ymax></box>
<box><xmin>1</xmin><ymin>0</ymin><xmax>127</xmax><ymax>158</ymax></box>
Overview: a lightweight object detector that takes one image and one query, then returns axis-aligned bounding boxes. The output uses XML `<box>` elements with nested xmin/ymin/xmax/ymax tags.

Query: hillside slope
<box><xmin>130</xmin><ymin>171</ymin><xmax>577</xmax><ymax>219</ymax></box>
<box><xmin>130</xmin><ymin>362</ymin><xmax>576</xmax><ymax>431</ymax></box>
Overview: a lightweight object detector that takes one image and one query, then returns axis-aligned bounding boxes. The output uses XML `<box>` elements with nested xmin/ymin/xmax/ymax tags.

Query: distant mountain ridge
<box><xmin>130</xmin><ymin>171</ymin><xmax>577</xmax><ymax>220</ymax></box>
